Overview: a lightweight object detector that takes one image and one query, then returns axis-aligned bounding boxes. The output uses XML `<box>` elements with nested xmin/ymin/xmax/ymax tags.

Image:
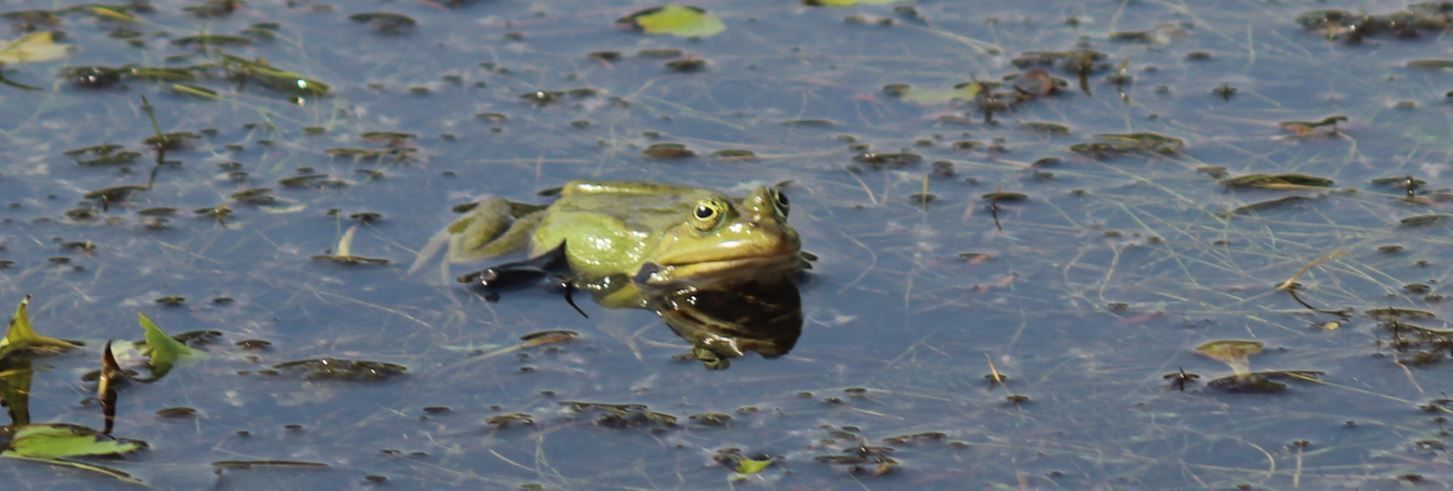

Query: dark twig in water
<box><xmin>561</xmin><ymin>280</ymin><xmax>588</xmax><ymax>319</ymax></box>
<box><xmin>1284</xmin><ymin>288</ymin><xmax>1350</xmax><ymax>318</ymax></box>
<box><xmin>989</xmin><ymin>199</ymin><xmax>1003</xmax><ymax>231</ymax></box>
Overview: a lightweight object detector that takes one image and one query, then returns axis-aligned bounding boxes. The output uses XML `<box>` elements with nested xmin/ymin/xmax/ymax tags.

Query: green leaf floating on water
<box><xmin>1</xmin><ymin>296</ymin><xmax>81</xmax><ymax>359</ymax></box>
<box><xmin>0</xmin><ymin>32</ymin><xmax>70</xmax><ymax>65</ymax></box>
<box><xmin>1194</xmin><ymin>339</ymin><xmax>1262</xmax><ymax>375</ymax></box>
<box><xmin>1</xmin><ymin>424</ymin><xmax>146</xmax><ymax>484</ymax></box>
<box><xmin>4</xmin><ymin>424</ymin><xmax>144</xmax><ymax>459</ymax></box>
<box><xmin>617</xmin><ymin>5</ymin><xmax>725</xmax><ymax>37</ymax></box>
<box><xmin>805</xmin><ymin>0</ymin><xmax>902</xmax><ymax>5</ymax></box>
<box><xmin>736</xmin><ymin>456</ymin><xmax>773</xmax><ymax>475</ymax></box>
<box><xmin>138</xmin><ymin>312</ymin><xmax>196</xmax><ymax>379</ymax></box>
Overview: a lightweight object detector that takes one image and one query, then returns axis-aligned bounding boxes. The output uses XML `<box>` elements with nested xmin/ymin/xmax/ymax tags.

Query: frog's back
<box><xmin>530</xmin><ymin>181</ymin><xmax>720</xmax><ymax>278</ymax></box>
<box><xmin>555</xmin><ymin>180</ymin><xmax>718</xmax><ymax>228</ymax></box>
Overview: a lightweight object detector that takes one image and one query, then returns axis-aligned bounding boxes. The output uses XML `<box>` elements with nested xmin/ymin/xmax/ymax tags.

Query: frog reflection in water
<box><xmin>412</xmin><ymin>180</ymin><xmax>805</xmax><ymax>364</ymax></box>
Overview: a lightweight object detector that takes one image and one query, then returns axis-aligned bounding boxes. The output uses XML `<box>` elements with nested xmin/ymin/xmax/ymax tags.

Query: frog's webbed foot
<box><xmin>456</xmin><ymin>242</ymin><xmax>589</xmax><ymax>319</ymax></box>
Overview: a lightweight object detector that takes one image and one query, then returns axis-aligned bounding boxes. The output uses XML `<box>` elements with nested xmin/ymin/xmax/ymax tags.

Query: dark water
<box><xmin>2</xmin><ymin>0</ymin><xmax>1453</xmax><ymax>488</ymax></box>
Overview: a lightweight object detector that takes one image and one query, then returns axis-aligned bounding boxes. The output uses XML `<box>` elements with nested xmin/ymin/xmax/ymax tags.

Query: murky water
<box><xmin>3</xmin><ymin>0</ymin><xmax>1453</xmax><ymax>488</ymax></box>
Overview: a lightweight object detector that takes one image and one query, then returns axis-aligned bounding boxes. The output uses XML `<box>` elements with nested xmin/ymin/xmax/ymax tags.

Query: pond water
<box><xmin>3</xmin><ymin>0</ymin><xmax>1453</xmax><ymax>488</ymax></box>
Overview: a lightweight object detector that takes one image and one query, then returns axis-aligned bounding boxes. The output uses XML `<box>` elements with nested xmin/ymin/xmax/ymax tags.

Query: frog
<box><xmin>411</xmin><ymin>180</ymin><xmax>801</xmax><ymax>309</ymax></box>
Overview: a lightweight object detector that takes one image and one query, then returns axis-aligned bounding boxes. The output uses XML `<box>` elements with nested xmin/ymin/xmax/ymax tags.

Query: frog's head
<box><xmin>637</xmin><ymin>186</ymin><xmax>800</xmax><ymax>287</ymax></box>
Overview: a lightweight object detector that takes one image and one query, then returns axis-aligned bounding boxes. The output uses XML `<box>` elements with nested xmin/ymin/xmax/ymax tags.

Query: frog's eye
<box><xmin>770</xmin><ymin>189</ymin><xmax>790</xmax><ymax>217</ymax></box>
<box><xmin>691</xmin><ymin>199</ymin><xmax>727</xmax><ymax>231</ymax></box>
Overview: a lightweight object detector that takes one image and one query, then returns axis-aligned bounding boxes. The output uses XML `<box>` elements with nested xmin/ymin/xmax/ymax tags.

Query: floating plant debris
<box><xmin>349</xmin><ymin>13</ymin><xmax>417</xmax><ymax>34</ymax></box>
<box><xmin>736</xmin><ymin>456</ymin><xmax>773</xmax><ymax>475</ymax></box>
<box><xmin>1022</xmin><ymin>122</ymin><xmax>1070</xmax><ymax>134</ymax></box>
<box><xmin>485</xmin><ymin>413</ymin><xmax>535</xmax><ymax>427</ymax></box>
<box><xmin>1298</xmin><ymin>5</ymin><xmax>1453</xmax><ymax>43</ymax></box>
<box><xmin>173</xmin><ymin>34</ymin><xmax>251</xmax><ymax>47</ymax></box>
<box><xmin>154</xmin><ymin>407</ymin><xmax>197</xmax><ymax>418</ymax></box>
<box><xmin>2</xmin><ymin>296</ymin><xmax>82</xmax><ymax>359</ymax></box>
<box><xmin>1223</xmin><ymin>196</ymin><xmax>1317</xmax><ymax>216</ymax></box>
<box><xmin>143</xmin><ymin>132</ymin><xmax>198</xmax><ymax>150</ymax></box>
<box><xmin>616</xmin><ymin>5</ymin><xmax>725</xmax><ymax>37</ymax></box>
<box><xmin>137</xmin><ymin>312</ymin><xmax>198</xmax><ymax>380</ymax></box>
<box><xmin>1194</xmin><ymin>339</ymin><xmax>1262</xmax><ymax>369</ymax></box>
<box><xmin>84</xmin><ymin>185</ymin><xmax>149</xmax><ymax>202</ymax></box>
<box><xmin>665</xmin><ymin>58</ymin><xmax>706</xmax><ymax>72</ymax></box>
<box><xmin>230</xmin><ymin>188</ymin><xmax>276</xmax><ymax>205</ymax></box>
<box><xmin>171</xmin><ymin>83</ymin><xmax>217</xmax><ymax>99</ymax></box>
<box><xmin>881</xmin><ymin>432</ymin><xmax>947</xmax><ymax>445</ymax></box>
<box><xmin>273</xmin><ymin>358</ymin><xmax>406</xmax><ymax>381</ymax></box>
<box><xmin>217</xmin><ymin>53</ymin><xmax>329</xmax><ymax>96</ymax></box>
<box><xmin>0</xmin><ymin>32</ymin><xmax>69</xmax><ymax>65</ymax></box>
<box><xmin>561</xmin><ymin>401</ymin><xmax>678</xmax><ymax>428</ymax></box>
<box><xmin>1279</xmin><ymin>115</ymin><xmax>1347</xmax><ymax>136</ymax></box>
<box><xmin>325</xmin><ymin>147</ymin><xmax>417</xmax><ymax>161</ymax></box>
<box><xmin>981</xmin><ymin>191</ymin><xmax>1027</xmax><ymax>202</ymax></box>
<box><xmin>1070</xmin><ymin>132</ymin><xmax>1184</xmax><ymax>158</ymax></box>
<box><xmin>1206</xmin><ymin>371</ymin><xmax>1323</xmax><ymax>394</ymax></box>
<box><xmin>712</xmin><ymin>149</ymin><xmax>756</xmax><ymax>160</ymax></box>
<box><xmin>853</xmin><ymin>151</ymin><xmax>921</xmax><ymax>168</ymax></box>
<box><xmin>1368</xmin><ymin>307</ymin><xmax>1436</xmax><ymax>320</ymax></box>
<box><xmin>1400</xmin><ymin>214</ymin><xmax>1449</xmax><ymax>227</ymax></box>
<box><xmin>212</xmin><ymin>460</ymin><xmax>330</xmax><ymax>470</ymax></box>
<box><xmin>183</xmin><ymin>0</ymin><xmax>244</xmax><ymax>17</ymax></box>
<box><xmin>67</xmin><ymin>143</ymin><xmax>141</xmax><ymax>166</ymax></box>
<box><xmin>312</xmin><ymin>224</ymin><xmax>390</xmax><ymax>266</ymax></box>
<box><xmin>689</xmin><ymin>413</ymin><xmax>732</xmax><ymax>426</ymax></box>
<box><xmin>1</xmin><ymin>424</ymin><xmax>146</xmax><ymax>484</ymax></box>
<box><xmin>782</xmin><ymin>119</ymin><xmax>835</xmax><ymax>128</ymax></box>
<box><xmin>805</xmin><ymin>0</ymin><xmax>901</xmax><ymax>5</ymax></box>
<box><xmin>1221</xmin><ymin>173</ymin><xmax>1334</xmax><ymax>190</ymax></box>
<box><xmin>642</xmin><ymin>143</ymin><xmax>695</xmax><ymax>159</ymax></box>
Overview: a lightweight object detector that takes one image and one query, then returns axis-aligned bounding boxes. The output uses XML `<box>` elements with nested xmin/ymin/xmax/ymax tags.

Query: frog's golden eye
<box><xmin>770</xmin><ymin>189</ymin><xmax>790</xmax><ymax>217</ymax></box>
<box><xmin>691</xmin><ymin>199</ymin><xmax>727</xmax><ymax>231</ymax></box>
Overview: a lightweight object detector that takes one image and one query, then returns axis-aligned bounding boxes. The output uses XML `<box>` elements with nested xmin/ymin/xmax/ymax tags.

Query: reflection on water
<box><xmin>648</xmin><ymin>279</ymin><xmax>802</xmax><ymax>369</ymax></box>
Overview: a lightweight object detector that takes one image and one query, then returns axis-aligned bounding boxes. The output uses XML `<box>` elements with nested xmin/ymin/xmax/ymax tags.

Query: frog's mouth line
<box><xmin>636</xmin><ymin>253</ymin><xmax>800</xmax><ymax>286</ymax></box>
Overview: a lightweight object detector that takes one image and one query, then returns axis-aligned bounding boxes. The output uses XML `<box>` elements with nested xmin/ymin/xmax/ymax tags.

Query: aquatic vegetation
<box><xmin>217</xmin><ymin>53</ymin><xmax>329</xmax><ymax>96</ymax></box>
<box><xmin>1298</xmin><ymin>4</ymin><xmax>1453</xmax><ymax>42</ymax></box>
<box><xmin>1221</xmin><ymin>173</ymin><xmax>1335</xmax><ymax>190</ymax></box>
<box><xmin>561</xmin><ymin>401</ymin><xmax>678</xmax><ymax>429</ymax></box>
<box><xmin>1</xmin><ymin>424</ymin><xmax>146</xmax><ymax>484</ymax></box>
<box><xmin>642</xmin><ymin>142</ymin><xmax>695</xmax><ymax>159</ymax></box>
<box><xmin>2</xmin><ymin>296</ymin><xmax>81</xmax><ymax>359</ymax></box>
<box><xmin>136</xmin><ymin>312</ymin><xmax>196</xmax><ymax>379</ymax></box>
<box><xmin>1279</xmin><ymin>115</ymin><xmax>1348</xmax><ymax>136</ymax></box>
<box><xmin>349</xmin><ymin>13</ymin><xmax>417</xmax><ymax>35</ymax></box>
<box><xmin>273</xmin><ymin>358</ymin><xmax>407</xmax><ymax>381</ymax></box>
<box><xmin>0</xmin><ymin>32</ymin><xmax>69</xmax><ymax>65</ymax></box>
<box><xmin>616</xmin><ymin>5</ymin><xmax>725</xmax><ymax>37</ymax></box>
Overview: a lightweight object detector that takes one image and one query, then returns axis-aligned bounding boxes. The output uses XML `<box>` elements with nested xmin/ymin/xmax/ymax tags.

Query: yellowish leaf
<box><xmin>0</xmin><ymin>32</ymin><xmax>71</xmax><ymax>65</ymax></box>
<box><xmin>618</xmin><ymin>5</ymin><xmax>725</xmax><ymax>37</ymax></box>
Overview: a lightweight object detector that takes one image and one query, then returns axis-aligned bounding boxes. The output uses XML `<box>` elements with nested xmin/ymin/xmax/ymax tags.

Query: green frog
<box><xmin>412</xmin><ymin>180</ymin><xmax>801</xmax><ymax>309</ymax></box>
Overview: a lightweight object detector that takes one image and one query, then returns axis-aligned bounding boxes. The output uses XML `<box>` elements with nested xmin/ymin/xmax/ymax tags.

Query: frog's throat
<box><xmin>634</xmin><ymin>253</ymin><xmax>799</xmax><ymax>286</ymax></box>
